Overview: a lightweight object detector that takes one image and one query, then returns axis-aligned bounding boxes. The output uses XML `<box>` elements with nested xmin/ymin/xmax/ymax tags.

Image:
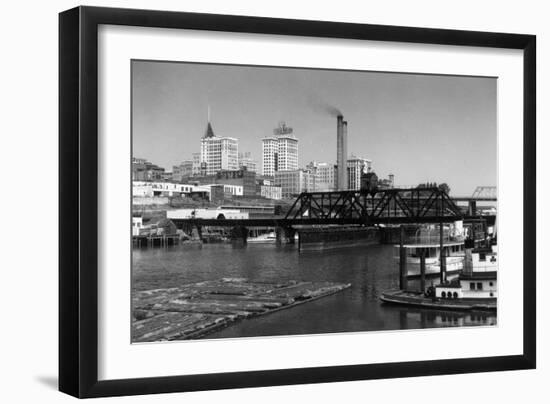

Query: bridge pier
<box><xmin>193</xmin><ymin>225</ymin><xmax>203</xmax><ymax>241</ymax></box>
<box><xmin>276</xmin><ymin>226</ymin><xmax>296</xmax><ymax>244</ymax></box>
<box><xmin>230</xmin><ymin>225</ymin><xmax>248</xmax><ymax>243</ymax></box>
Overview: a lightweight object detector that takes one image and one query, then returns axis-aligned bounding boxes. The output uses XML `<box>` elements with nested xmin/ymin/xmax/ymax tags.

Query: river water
<box><xmin>133</xmin><ymin>243</ymin><xmax>496</xmax><ymax>339</ymax></box>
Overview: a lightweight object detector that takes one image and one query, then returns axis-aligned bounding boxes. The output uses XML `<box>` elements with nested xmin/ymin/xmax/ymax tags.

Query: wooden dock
<box><xmin>132</xmin><ymin>278</ymin><xmax>351</xmax><ymax>342</ymax></box>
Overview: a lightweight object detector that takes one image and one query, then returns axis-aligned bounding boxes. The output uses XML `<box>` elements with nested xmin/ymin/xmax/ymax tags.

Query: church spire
<box><xmin>203</xmin><ymin>104</ymin><xmax>215</xmax><ymax>138</ymax></box>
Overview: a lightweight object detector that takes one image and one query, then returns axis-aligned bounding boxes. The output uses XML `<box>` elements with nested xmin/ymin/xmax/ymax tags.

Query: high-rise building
<box><xmin>347</xmin><ymin>155</ymin><xmax>372</xmax><ymax>190</ymax></box>
<box><xmin>262</xmin><ymin>122</ymin><xmax>298</xmax><ymax>176</ymax></box>
<box><xmin>200</xmin><ymin>118</ymin><xmax>239</xmax><ymax>175</ymax></box>
<box><xmin>307</xmin><ymin>161</ymin><xmax>337</xmax><ymax>192</ymax></box>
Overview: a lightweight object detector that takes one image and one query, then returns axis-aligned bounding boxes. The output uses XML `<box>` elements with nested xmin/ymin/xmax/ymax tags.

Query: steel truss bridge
<box><xmin>171</xmin><ymin>187</ymin><xmax>495</xmax><ymax>228</ymax></box>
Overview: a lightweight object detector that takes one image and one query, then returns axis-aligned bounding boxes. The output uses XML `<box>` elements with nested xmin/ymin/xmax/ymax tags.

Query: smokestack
<box><xmin>342</xmin><ymin>120</ymin><xmax>348</xmax><ymax>190</ymax></box>
<box><xmin>336</xmin><ymin>115</ymin><xmax>343</xmax><ymax>190</ymax></box>
<box><xmin>336</xmin><ymin>115</ymin><xmax>348</xmax><ymax>190</ymax></box>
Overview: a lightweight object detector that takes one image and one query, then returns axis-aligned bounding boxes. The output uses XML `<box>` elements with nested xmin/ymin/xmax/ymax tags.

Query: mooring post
<box><xmin>399</xmin><ymin>225</ymin><xmax>407</xmax><ymax>291</ymax></box>
<box><xmin>439</xmin><ymin>222</ymin><xmax>447</xmax><ymax>284</ymax></box>
<box><xmin>420</xmin><ymin>248</ymin><xmax>426</xmax><ymax>294</ymax></box>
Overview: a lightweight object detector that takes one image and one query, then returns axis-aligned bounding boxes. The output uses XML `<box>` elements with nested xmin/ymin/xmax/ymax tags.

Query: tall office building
<box><xmin>347</xmin><ymin>155</ymin><xmax>372</xmax><ymax>190</ymax></box>
<box><xmin>306</xmin><ymin>161</ymin><xmax>337</xmax><ymax>192</ymax></box>
<box><xmin>262</xmin><ymin>122</ymin><xmax>298</xmax><ymax>176</ymax></box>
<box><xmin>200</xmin><ymin>118</ymin><xmax>239</xmax><ymax>176</ymax></box>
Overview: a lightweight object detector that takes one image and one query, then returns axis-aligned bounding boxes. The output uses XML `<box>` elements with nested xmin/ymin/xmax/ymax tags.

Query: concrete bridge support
<box><xmin>276</xmin><ymin>226</ymin><xmax>296</xmax><ymax>244</ymax></box>
<box><xmin>230</xmin><ymin>225</ymin><xmax>248</xmax><ymax>243</ymax></box>
<box><xmin>192</xmin><ymin>225</ymin><xmax>203</xmax><ymax>241</ymax></box>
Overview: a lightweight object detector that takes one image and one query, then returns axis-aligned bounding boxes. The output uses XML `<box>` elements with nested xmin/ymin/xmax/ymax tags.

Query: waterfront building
<box><xmin>275</xmin><ymin>169</ymin><xmax>314</xmax><ymax>198</ymax></box>
<box><xmin>347</xmin><ymin>155</ymin><xmax>372</xmax><ymax>191</ymax></box>
<box><xmin>262</xmin><ymin>122</ymin><xmax>298</xmax><ymax>176</ymax></box>
<box><xmin>132</xmin><ymin>157</ymin><xmax>165</xmax><ymax>181</ymax></box>
<box><xmin>256</xmin><ymin>177</ymin><xmax>282</xmax><ymax>200</ymax></box>
<box><xmin>259</xmin><ymin>184</ymin><xmax>283</xmax><ymax>200</ymax></box>
<box><xmin>214</xmin><ymin>169</ymin><xmax>256</xmax><ymax>197</ymax></box>
<box><xmin>238</xmin><ymin>152</ymin><xmax>258</xmax><ymax>173</ymax></box>
<box><xmin>132</xmin><ymin>181</ymin><xmax>210</xmax><ymax>198</ymax></box>
<box><xmin>203</xmin><ymin>183</ymin><xmax>244</xmax><ymax>197</ymax></box>
<box><xmin>186</xmin><ymin>168</ymin><xmax>257</xmax><ymax>198</ymax></box>
<box><xmin>200</xmin><ymin>119</ymin><xmax>239</xmax><ymax>175</ymax></box>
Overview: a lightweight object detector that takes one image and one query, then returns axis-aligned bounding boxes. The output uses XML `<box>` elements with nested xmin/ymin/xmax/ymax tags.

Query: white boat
<box><xmin>381</xmin><ymin>245</ymin><xmax>497</xmax><ymax>311</ymax></box>
<box><xmin>435</xmin><ymin>244</ymin><xmax>498</xmax><ymax>300</ymax></box>
<box><xmin>393</xmin><ymin>223</ymin><xmax>466</xmax><ymax>278</ymax></box>
<box><xmin>247</xmin><ymin>231</ymin><xmax>277</xmax><ymax>244</ymax></box>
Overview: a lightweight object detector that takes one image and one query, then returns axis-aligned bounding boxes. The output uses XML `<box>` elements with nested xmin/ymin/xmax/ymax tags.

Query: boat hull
<box><xmin>380</xmin><ymin>290</ymin><xmax>497</xmax><ymax>311</ymax></box>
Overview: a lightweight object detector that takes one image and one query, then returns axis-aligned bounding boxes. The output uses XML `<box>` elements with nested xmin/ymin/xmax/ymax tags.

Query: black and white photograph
<box><xmin>131</xmin><ymin>60</ymin><xmax>498</xmax><ymax>343</ymax></box>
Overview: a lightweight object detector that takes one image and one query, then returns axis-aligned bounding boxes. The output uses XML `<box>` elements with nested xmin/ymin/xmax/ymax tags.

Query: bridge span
<box><xmin>171</xmin><ymin>187</ymin><xmax>495</xmax><ymax>229</ymax></box>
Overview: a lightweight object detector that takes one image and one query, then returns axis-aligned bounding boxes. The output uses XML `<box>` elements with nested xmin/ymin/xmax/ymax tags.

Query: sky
<box><xmin>132</xmin><ymin>60</ymin><xmax>497</xmax><ymax>196</ymax></box>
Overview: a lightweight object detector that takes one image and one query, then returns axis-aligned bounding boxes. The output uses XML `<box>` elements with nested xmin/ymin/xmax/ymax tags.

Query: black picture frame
<box><xmin>59</xmin><ymin>5</ymin><xmax>536</xmax><ymax>398</ymax></box>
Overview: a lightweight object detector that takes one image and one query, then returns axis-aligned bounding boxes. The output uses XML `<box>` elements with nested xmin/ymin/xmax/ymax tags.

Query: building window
<box><xmin>477</xmin><ymin>282</ymin><xmax>483</xmax><ymax>290</ymax></box>
<box><xmin>453</xmin><ymin>292</ymin><xmax>458</xmax><ymax>299</ymax></box>
<box><xmin>489</xmin><ymin>282</ymin><xmax>493</xmax><ymax>287</ymax></box>
<box><xmin>470</xmin><ymin>282</ymin><xmax>475</xmax><ymax>290</ymax></box>
<box><xmin>479</xmin><ymin>253</ymin><xmax>486</xmax><ymax>261</ymax></box>
<box><xmin>441</xmin><ymin>292</ymin><xmax>446</xmax><ymax>298</ymax></box>
<box><xmin>490</xmin><ymin>292</ymin><xmax>494</xmax><ymax>297</ymax></box>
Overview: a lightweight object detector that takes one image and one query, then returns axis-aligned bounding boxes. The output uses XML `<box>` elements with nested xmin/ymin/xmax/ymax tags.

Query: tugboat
<box><xmin>380</xmin><ymin>244</ymin><xmax>497</xmax><ymax>311</ymax></box>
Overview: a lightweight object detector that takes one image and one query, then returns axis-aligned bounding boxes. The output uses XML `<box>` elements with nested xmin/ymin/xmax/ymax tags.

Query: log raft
<box><xmin>132</xmin><ymin>278</ymin><xmax>351</xmax><ymax>342</ymax></box>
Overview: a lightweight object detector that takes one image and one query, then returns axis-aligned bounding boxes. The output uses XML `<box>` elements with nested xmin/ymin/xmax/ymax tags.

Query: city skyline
<box><xmin>132</xmin><ymin>60</ymin><xmax>497</xmax><ymax>196</ymax></box>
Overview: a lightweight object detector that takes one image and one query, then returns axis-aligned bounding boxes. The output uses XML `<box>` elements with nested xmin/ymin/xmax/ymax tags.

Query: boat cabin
<box><xmin>435</xmin><ymin>245</ymin><xmax>498</xmax><ymax>299</ymax></box>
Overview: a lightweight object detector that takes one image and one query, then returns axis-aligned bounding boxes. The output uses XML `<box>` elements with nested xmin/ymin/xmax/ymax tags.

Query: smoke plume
<box><xmin>307</xmin><ymin>94</ymin><xmax>342</xmax><ymax>117</ymax></box>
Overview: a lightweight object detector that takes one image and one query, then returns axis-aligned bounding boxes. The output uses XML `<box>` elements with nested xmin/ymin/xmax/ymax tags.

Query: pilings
<box><xmin>132</xmin><ymin>234</ymin><xmax>180</xmax><ymax>248</ymax></box>
<box><xmin>399</xmin><ymin>225</ymin><xmax>407</xmax><ymax>291</ymax></box>
<box><xmin>420</xmin><ymin>249</ymin><xmax>426</xmax><ymax>293</ymax></box>
<box><xmin>439</xmin><ymin>222</ymin><xmax>447</xmax><ymax>284</ymax></box>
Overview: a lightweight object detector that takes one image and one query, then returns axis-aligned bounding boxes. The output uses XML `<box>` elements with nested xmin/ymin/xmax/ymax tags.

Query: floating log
<box><xmin>132</xmin><ymin>278</ymin><xmax>351</xmax><ymax>342</ymax></box>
